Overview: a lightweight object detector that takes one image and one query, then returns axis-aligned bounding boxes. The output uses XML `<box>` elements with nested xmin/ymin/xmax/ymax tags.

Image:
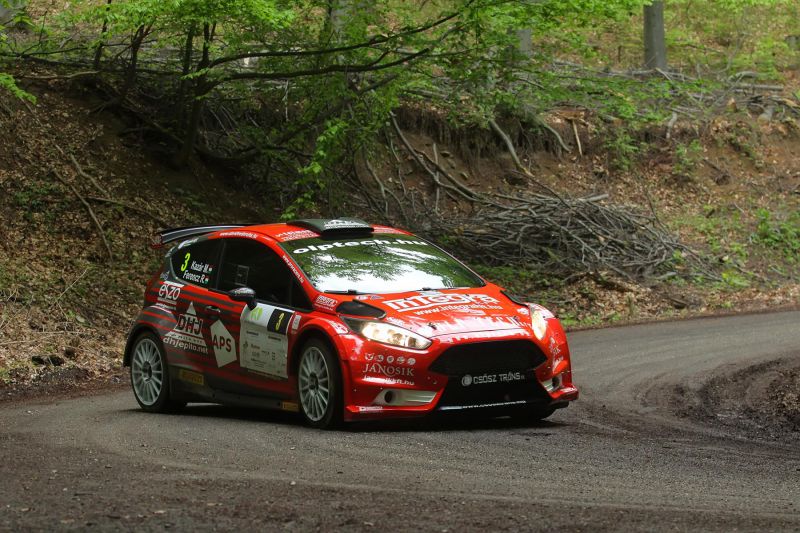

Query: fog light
<box><xmin>541</xmin><ymin>373</ymin><xmax>564</xmax><ymax>393</ymax></box>
<box><xmin>372</xmin><ymin>389</ymin><xmax>437</xmax><ymax>406</ymax></box>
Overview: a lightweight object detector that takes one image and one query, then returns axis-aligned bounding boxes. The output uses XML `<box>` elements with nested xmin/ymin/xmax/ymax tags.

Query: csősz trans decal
<box><xmin>461</xmin><ymin>372</ymin><xmax>525</xmax><ymax>387</ymax></box>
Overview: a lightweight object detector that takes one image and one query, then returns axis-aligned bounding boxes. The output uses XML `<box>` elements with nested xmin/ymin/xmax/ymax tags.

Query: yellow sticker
<box><xmin>178</xmin><ymin>369</ymin><xmax>204</xmax><ymax>386</ymax></box>
<box><xmin>281</xmin><ymin>401</ymin><xmax>300</xmax><ymax>412</ymax></box>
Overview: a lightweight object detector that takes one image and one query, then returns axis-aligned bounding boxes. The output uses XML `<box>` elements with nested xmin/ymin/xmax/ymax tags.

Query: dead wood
<box><xmin>53</xmin><ymin>170</ymin><xmax>114</xmax><ymax>261</ymax></box>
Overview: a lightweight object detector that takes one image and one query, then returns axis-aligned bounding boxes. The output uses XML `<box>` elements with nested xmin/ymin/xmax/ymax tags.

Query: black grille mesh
<box><xmin>429</xmin><ymin>340</ymin><xmax>547</xmax><ymax>376</ymax></box>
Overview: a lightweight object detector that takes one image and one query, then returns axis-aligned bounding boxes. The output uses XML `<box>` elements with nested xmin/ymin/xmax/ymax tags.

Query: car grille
<box><xmin>430</xmin><ymin>340</ymin><xmax>550</xmax><ymax>409</ymax></box>
<box><xmin>429</xmin><ymin>340</ymin><xmax>547</xmax><ymax>376</ymax></box>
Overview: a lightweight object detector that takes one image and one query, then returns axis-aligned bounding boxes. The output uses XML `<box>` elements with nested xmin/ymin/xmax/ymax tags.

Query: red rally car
<box><xmin>124</xmin><ymin>218</ymin><xmax>578</xmax><ymax>428</ymax></box>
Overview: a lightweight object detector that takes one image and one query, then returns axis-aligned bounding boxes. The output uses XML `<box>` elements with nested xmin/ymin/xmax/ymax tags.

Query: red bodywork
<box><xmin>125</xmin><ymin>223</ymin><xmax>578</xmax><ymax>421</ymax></box>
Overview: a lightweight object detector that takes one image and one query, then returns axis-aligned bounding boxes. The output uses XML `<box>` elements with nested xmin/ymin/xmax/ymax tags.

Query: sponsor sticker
<box><xmin>372</xmin><ymin>225</ymin><xmax>409</xmax><ymax>235</ymax></box>
<box><xmin>280</xmin><ymin>401</ymin><xmax>300</xmax><ymax>412</ymax></box>
<box><xmin>281</xmin><ymin>254</ymin><xmax>305</xmax><ymax>284</ymax></box>
<box><xmin>357</xmin><ymin>406</ymin><xmax>384</xmax><ymax>412</ymax></box>
<box><xmin>163</xmin><ymin>303</ymin><xmax>208</xmax><ymax>355</ymax></box>
<box><xmin>361</xmin><ymin>362</ymin><xmax>415</xmax><ymax>379</ymax></box>
<box><xmin>384</xmin><ymin>294</ymin><xmax>502</xmax><ymax>314</ymax></box>
<box><xmin>177</xmin><ymin>237</ymin><xmax>199</xmax><ymax>249</ymax></box>
<box><xmin>355</xmin><ymin>294</ymin><xmax>383</xmax><ymax>301</ymax></box>
<box><xmin>314</xmin><ymin>295</ymin><xmax>338</xmax><ymax>310</ymax></box>
<box><xmin>292</xmin><ymin>238</ymin><xmax>428</xmax><ymax>255</ymax></box>
<box><xmin>274</xmin><ymin>229</ymin><xmax>318</xmax><ymax>241</ymax></box>
<box><xmin>460</xmin><ymin>372</ymin><xmax>525</xmax><ymax>387</ymax></box>
<box><xmin>218</xmin><ymin>230</ymin><xmax>260</xmax><ymax>239</ymax></box>
<box><xmin>239</xmin><ymin>304</ymin><xmax>293</xmax><ymax>379</ymax></box>
<box><xmin>178</xmin><ymin>369</ymin><xmax>204</xmax><ymax>386</ymax></box>
<box><xmin>549</xmin><ymin>336</ymin><xmax>561</xmax><ymax>357</ymax></box>
<box><xmin>157</xmin><ymin>281</ymin><xmax>182</xmax><ymax>308</ymax></box>
<box><xmin>290</xmin><ymin>314</ymin><xmax>302</xmax><ymax>333</ymax></box>
<box><xmin>210</xmin><ymin>319</ymin><xmax>236</xmax><ymax>367</ymax></box>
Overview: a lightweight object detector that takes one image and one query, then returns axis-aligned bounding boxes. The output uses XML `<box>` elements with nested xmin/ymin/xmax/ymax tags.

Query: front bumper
<box><xmin>338</xmin><ymin>327</ymin><xmax>579</xmax><ymax>421</ymax></box>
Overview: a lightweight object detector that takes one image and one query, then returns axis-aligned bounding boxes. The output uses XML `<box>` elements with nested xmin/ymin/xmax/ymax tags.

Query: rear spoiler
<box><xmin>150</xmin><ymin>224</ymin><xmax>254</xmax><ymax>249</ymax></box>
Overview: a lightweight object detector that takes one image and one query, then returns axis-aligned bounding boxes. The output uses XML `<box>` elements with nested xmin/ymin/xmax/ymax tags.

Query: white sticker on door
<box><xmin>239</xmin><ymin>304</ymin><xmax>294</xmax><ymax>379</ymax></box>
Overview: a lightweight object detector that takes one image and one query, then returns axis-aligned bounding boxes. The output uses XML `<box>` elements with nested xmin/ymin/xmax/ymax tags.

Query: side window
<box><xmin>170</xmin><ymin>239</ymin><xmax>221</xmax><ymax>288</ymax></box>
<box><xmin>219</xmin><ymin>239</ymin><xmax>311</xmax><ymax>309</ymax></box>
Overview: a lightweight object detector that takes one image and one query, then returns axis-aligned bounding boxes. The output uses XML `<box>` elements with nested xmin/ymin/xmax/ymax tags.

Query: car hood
<box><xmin>355</xmin><ymin>287</ymin><xmax>533</xmax><ymax>337</ymax></box>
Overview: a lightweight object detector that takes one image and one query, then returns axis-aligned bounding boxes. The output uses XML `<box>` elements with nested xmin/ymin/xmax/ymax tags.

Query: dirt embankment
<box><xmin>670</xmin><ymin>356</ymin><xmax>800</xmax><ymax>444</ymax></box>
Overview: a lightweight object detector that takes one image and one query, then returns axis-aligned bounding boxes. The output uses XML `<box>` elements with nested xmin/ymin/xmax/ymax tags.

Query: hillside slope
<box><xmin>1</xmin><ymin>77</ymin><xmax>799</xmax><ymax>396</ymax></box>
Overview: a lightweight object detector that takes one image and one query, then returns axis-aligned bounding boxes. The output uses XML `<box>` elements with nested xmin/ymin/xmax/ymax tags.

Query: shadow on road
<box><xmin>118</xmin><ymin>403</ymin><xmax>567</xmax><ymax>434</ymax></box>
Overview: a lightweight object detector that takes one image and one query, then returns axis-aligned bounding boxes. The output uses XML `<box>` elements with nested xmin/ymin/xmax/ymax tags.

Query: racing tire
<box><xmin>297</xmin><ymin>338</ymin><xmax>343</xmax><ymax>429</ymax></box>
<box><xmin>130</xmin><ymin>331</ymin><xmax>186</xmax><ymax>413</ymax></box>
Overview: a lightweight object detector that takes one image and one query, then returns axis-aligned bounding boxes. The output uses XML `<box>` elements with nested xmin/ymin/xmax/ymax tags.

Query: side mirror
<box><xmin>229</xmin><ymin>287</ymin><xmax>257</xmax><ymax>310</ymax></box>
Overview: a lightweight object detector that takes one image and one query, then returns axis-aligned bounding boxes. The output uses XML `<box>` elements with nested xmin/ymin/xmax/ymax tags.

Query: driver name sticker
<box><xmin>239</xmin><ymin>304</ymin><xmax>293</xmax><ymax>379</ymax></box>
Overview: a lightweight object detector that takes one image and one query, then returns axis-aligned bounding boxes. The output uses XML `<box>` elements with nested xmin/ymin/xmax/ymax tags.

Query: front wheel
<box><xmin>130</xmin><ymin>332</ymin><xmax>185</xmax><ymax>413</ymax></box>
<box><xmin>297</xmin><ymin>339</ymin><xmax>343</xmax><ymax>429</ymax></box>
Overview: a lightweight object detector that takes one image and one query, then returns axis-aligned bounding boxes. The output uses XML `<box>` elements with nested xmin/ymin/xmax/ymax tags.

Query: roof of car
<box><xmin>220</xmin><ymin>219</ymin><xmax>413</xmax><ymax>243</ymax></box>
<box><xmin>152</xmin><ymin>219</ymin><xmax>414</xmax><ymax>249</ymax></box>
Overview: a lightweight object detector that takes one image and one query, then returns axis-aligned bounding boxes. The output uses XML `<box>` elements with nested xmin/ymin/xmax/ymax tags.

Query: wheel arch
<box><xmin>123</xmin><ymin>324</ymin><xmax>160</xmax><ymax>367</ymax></box>
<box><xmin>289</xmin><ymin>326</ymin><xmax>339</xmax><ymax>378</ymax></box>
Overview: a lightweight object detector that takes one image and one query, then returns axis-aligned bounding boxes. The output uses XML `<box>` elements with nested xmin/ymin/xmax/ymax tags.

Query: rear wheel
<box><xmin>130</xmin><ymin>332</ymin><xmax>185</xmax><ymax>412</ymax></box>
<box><xmin>297</xmin><ymin>339</ymin><xmax>343</xmax><ymax>429</ymax></box>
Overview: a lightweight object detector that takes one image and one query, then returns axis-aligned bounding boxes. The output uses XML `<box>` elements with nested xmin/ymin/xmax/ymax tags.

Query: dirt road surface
<box><xmin>2</xmin><ymin>312</ymin><xmax>799</xmax><ymax>531</ymax></box>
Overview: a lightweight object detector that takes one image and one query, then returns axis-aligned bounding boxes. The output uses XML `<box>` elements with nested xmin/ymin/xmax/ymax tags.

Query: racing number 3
<box><xmin>266</xmin><ymin>310</ymin><xmax>291</xmax><ymax>335</ymax></box>
<box><xmin>180</xmin><ymin>252</ymin><xmax>191</xmax><ymax>272</ymax></box>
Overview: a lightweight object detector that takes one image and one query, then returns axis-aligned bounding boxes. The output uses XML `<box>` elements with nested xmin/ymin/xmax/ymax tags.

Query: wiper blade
<box><xmin>324</xmin><ymin>289</ymin><xmax>364</xmax><ymax>295</ymax></box>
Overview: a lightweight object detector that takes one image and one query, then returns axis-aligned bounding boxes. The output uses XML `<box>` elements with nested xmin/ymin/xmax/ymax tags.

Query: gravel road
<box><xmin>1</xmin><ymin>311</ymin><xmax>799</xmax><ymax>531</ymax></box>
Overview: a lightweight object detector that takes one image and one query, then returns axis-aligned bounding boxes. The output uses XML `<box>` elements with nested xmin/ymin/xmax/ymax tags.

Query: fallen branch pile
<box><xmin>427</xmin><ymin>192</ymin><xmax>700</xmax><ymax>281</ymax></box>
<box><xmin>351</xmin><ymin>116</ymin><xmax>716</xmax><ymax>282</ymax></box>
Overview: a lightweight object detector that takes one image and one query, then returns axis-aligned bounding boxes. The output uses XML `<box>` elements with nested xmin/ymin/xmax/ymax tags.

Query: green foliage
<box><xmin>674</xmin><ymin>139</ymin><xmax>702</xmax><ymax>177</ymax></box>
<box><xmin>720</xmin><ymin>269</ymin><xmax>751</xmax><ymax>288</ymax></box>
<box><xmin>753</xmin><ymin>208</ymin><xmax>800</xmax><ymax>261</ymax></box>
<box><xmin>604</xmin><ymin>130</ymin><xmax>641</xmax><ymax>171</ymax></box>
<box><xmin>0</xmin><ymin>73</ymin><xmax>35</xmax><ymax>102</ymax></box>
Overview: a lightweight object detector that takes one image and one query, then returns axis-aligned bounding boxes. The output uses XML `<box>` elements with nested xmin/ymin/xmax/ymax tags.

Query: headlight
<box><xmin>528</xmin><ymin>306</ymin><xmax>548</xmax><ymax>340</ymax></box>
<box><xmin>343</xmin><ymin>318</ymin><xmax>432</xmax><ymax>350</ymax></box>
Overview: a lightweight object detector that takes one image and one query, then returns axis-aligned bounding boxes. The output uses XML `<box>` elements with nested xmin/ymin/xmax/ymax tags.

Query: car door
<box><xmin>214</xmin><ymin>238</ymin><xmax>311</xmax><ymax>397</ymax></box>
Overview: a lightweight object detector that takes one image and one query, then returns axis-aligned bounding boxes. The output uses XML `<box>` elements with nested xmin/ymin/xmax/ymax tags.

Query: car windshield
<box><xmin>280</xmin><ymin>234</ymin><xmax>484</xmax><ymax>294</ymax></box>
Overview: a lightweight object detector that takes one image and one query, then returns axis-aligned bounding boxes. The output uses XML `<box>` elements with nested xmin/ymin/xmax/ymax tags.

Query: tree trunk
<box><xmin>328</xmin><ymin>0</ymin><xmax>348</xmax><ymax>36</ymax></box>
<box><xmin>92</xmin><ymin>0</ymin><xmax>112</xmax><ymax>69</ymax></box>
<box><xmin>643</xmin><ymin>1</ymin><xmax>667</xmax><ymax>70</ymax></box>
<box><xmin>174</xmin><ymin>23</ymin><xmax>213</xmax><ymax>168</ymax></box>
<box><xmin>0</xmin><ymin>0</ymin><xmax>26</xmax><ymax>28</ymax></box>
<box><xmin>175</xmin><ymin>24</ymin><xmax>196</xmax><ymax>130</ymax></box>
<box><xmin>515</xmin><ymin>28</ymin><xmax>533</xmax><ymax>61</ymax></box>
<box><xmin>116</xmin><ymin>25</ymin><xmax>147</xmax><ymax>103</ymax></box>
